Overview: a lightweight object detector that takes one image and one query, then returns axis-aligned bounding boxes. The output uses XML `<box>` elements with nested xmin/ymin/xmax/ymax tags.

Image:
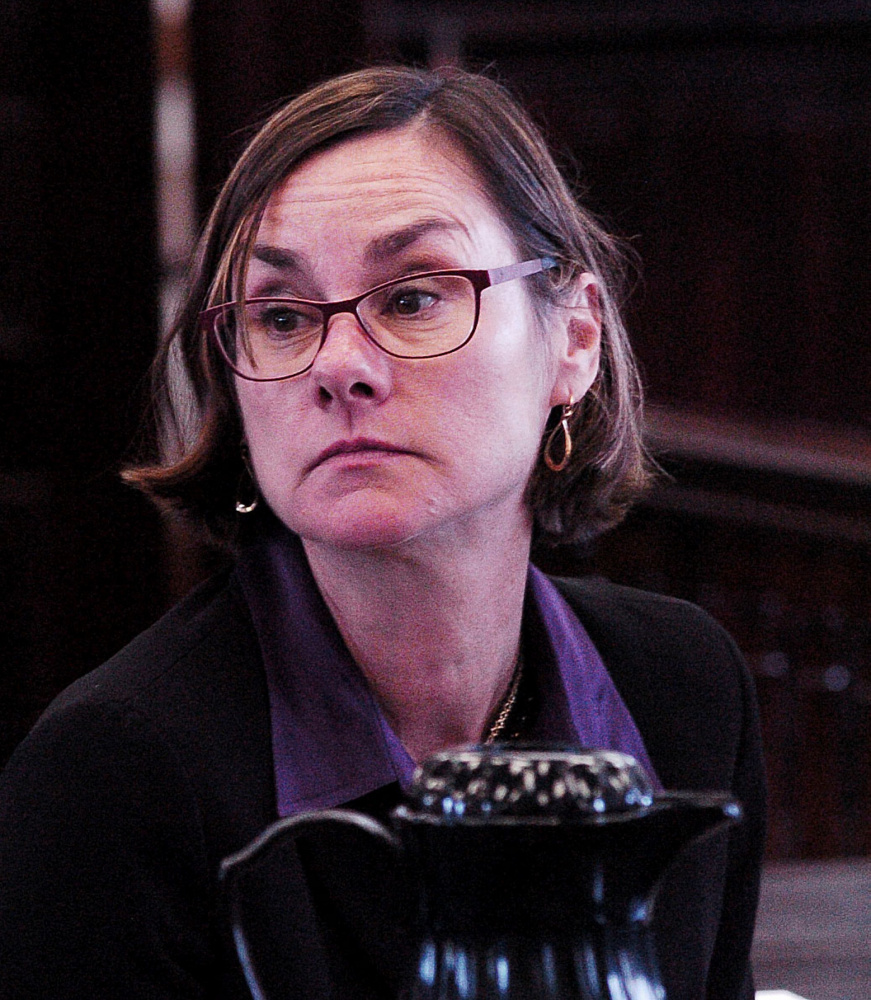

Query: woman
<box><xmin>0</xmin><ymin>66</ymin><xmax>765</xmax><ymax>999</ymax></box>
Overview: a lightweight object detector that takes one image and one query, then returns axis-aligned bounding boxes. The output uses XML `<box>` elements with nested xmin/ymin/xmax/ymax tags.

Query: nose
<box><xmin>308</xmin><ymin>309</ymin><xmax>392</xmax><ymax>407</ymax></box>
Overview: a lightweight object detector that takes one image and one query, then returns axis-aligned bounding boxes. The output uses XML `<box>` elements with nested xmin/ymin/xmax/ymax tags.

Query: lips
<box><xmin>310</xmin><ymin>437</ymin><xmax>412</xmax><ymax>471</ymax></box>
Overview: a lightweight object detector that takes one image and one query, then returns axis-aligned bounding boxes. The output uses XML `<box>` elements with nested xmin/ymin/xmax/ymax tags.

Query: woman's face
<box><xmin>236</xmin><ymin>124</ymin><xmax>598</xmax><ymax>552</ymax></box>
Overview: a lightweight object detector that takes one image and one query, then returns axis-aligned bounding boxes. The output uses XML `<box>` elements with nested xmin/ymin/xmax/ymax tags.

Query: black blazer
<box><xmin>0</xmin><ymin>570</ymin><xmax>765</xmax><ymax>1000</ymax></box>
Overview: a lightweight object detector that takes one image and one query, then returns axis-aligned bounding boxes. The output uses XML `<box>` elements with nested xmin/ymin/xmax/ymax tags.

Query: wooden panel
<box><xmin>480</xmin><ymin>33</ymin><xmax>871</xmax><ymax>430</ymax></box>
<box><xmin>536</xmin><ymin>469</ymin><xmax>871</xmax><ymax>861</ymax></box>
<box><xmin>0</xmin><ymin>2</ymin><xmax>165</xmax><ymax>764</ymax></box>
<box><xmin>191</xmin><ymin>0</ymin><xmax>367</xmax><ymax>208</ymax></box>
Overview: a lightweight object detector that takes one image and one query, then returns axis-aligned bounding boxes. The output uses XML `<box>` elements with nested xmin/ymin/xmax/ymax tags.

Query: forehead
<box><xmin>253</xmin><ymin>125</ymin><xmax>518</xmax><ymax>267</ymax></box>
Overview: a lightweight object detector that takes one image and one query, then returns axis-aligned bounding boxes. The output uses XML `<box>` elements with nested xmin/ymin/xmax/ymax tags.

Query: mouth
<box><xmin>310</xmin><ymin>438</ymin><xmax>413</xmax><ymax>472</ymax></box>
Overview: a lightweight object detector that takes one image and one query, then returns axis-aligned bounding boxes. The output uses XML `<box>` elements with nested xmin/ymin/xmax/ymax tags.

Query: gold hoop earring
<box><xmin>235</xmin><ymin>446</ymin><xmax>259</xmax><ymax>514</ymax></box>
<box><xmin>543</xmin><ymin>396</ymin><xmax>576</xmax><ymax>473</ymax></box>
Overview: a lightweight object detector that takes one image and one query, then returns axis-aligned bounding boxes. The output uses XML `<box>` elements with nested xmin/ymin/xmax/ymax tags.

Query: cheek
<box><xmin>236</xmin><ymin>383</ymin><xmax>306</xmax><ymax>472</ymax></box>
<box><xmin>237</xmin><ymin>378</ymin><xmax>296</xmax><ymax>431</ymax></box>
<box><xmin>450</xmin><ymin>338</ymin><xmax>553</xmax><ymax>461</ymax></box>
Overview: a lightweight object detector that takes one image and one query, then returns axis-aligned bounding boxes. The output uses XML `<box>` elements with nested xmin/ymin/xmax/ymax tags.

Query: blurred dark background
<box><xmin>2</xmin><ymin>0</ymin><xmax>871</xmax><ymax>867</ymax></box>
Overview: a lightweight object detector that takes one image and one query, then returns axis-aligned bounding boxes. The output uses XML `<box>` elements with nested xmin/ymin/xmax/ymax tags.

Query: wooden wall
<box><xmin>0</xmin><ymin>0</ymin><xmax>165</xmax><ymax>762</ymax></box>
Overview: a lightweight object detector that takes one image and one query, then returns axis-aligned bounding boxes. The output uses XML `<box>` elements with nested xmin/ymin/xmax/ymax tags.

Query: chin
<box><xmin>278</xmin><ymin>494</ymin><xmax>437</xmax><ymax>552</ymax></box>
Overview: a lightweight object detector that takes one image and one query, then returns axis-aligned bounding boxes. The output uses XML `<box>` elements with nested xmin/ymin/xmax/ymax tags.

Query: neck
<box><xmin>302</xmin><ymin>515</ymin><xmax>533</xmax><ymax>762</ymax></box>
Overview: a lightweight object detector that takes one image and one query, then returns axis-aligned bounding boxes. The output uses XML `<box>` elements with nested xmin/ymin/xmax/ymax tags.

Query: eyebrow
<box><xmin>250</xmin><ymin>218</ymin><xmax>469</xmax><ymax>277</ymax></box>
<box><xmin>251</xmin><ymin>244</ymin><xmax>303</xmax><ymax>272</ymax></box>
<box><xmin>363</xmin><ymin>218</ymin><xmax>468</xmax><ymax>263</ymax></box>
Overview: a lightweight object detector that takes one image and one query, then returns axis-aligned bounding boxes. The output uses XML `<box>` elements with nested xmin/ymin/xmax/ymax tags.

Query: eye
<box><xmin>262</xmin><ymin>305</ymin><xmax>303</xmax><ymax>331</ymax></box>
<box><xmin>248</xmin><ymin>301</ymin><xmax>320</xmax><ymax>340</ymax></box>
<box><xmin>385</xmin><ymin>284</ymin><xmax>440</xmax><ymax>318</ymax></box>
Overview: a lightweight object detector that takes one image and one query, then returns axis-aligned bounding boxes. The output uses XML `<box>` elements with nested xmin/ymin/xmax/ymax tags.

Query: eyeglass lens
<box><xmin>215</xmin><ymin>274</ymin><xmax>478</xmax><ymax>380</ymax></box>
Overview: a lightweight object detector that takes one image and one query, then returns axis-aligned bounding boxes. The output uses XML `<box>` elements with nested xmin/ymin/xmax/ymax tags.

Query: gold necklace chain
<box><xmin>484</xmin><ymin>649</ymin><xmax>524</xmax><ymax>744</ymax></box>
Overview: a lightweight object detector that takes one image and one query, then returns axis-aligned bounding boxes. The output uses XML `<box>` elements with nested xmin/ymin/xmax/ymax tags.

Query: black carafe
<box><xmin>221</xmin><ymin>746</ymin><xmax>741</xmax><ymax>999</ymax></box>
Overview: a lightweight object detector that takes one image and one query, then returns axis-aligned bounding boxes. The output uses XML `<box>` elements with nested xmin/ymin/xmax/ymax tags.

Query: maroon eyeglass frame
<box><xmin>199</xmin><ymin>256</ymin><xmax>557</xmax><ymax>382</ymax></box>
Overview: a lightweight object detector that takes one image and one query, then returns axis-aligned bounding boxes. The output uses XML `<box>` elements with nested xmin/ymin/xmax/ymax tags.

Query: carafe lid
<box><xmin>408</xmin><ymin>745</ymin><xmax>655</xmax><ymax>820</ymax></box>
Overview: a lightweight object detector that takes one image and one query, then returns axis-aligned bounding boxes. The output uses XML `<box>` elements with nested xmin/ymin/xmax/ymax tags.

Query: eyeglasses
<box><xmin>200</xmin><ymin>256</ymin><xmax>557</xmax><ymax>381</ymax></box>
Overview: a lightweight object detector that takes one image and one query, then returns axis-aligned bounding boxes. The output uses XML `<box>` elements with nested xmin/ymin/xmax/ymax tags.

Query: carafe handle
<box><xmin>221</xmin><ymin>810</ymin><xmax>404</xmax><ymax>1000</ymax></box>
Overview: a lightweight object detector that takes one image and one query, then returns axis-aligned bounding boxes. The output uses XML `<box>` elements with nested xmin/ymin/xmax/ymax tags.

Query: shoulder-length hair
<box><xmin>125</xmin><ymin>64</ymin><xmax>650</xmax><ymax>547</ymax></box>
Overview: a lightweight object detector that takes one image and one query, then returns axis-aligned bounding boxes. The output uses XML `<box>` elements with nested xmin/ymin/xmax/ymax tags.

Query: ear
<box><xmin>548</xmin><ymin>273</ymin><xmax>602</xmax><ymax>408</ymax></box>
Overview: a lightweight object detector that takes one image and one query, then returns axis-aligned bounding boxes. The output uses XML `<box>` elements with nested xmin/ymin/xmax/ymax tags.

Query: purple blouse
<box><xmin>236</xmin><ymin>526</ymin><xmax>661</xmax><ymax>818</ymax></box>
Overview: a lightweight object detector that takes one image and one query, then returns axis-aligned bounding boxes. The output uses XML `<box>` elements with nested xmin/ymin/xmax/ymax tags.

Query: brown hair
<box><xmin>125</xmin><ymin>64</ymin><xmax>650</xmax><ymax>546</ymax></box>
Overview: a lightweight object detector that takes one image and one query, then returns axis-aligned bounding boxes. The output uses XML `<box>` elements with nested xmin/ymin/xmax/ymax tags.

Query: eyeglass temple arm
<box><xmin>486</xmin><ymin>256</ymin><xmax>558</xmax><ymax>288</ymax></box>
